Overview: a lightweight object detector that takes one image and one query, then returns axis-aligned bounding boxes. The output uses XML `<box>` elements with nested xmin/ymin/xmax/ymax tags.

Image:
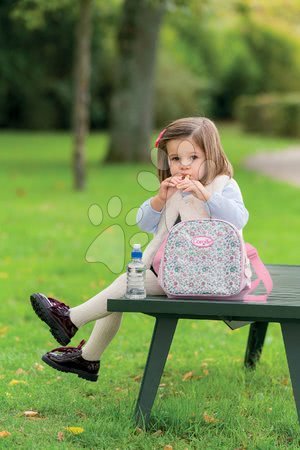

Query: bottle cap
<box><xmin>131</xmin><ymin>243</ymin><xmax>142</xmax><ymax>258</ymax></box>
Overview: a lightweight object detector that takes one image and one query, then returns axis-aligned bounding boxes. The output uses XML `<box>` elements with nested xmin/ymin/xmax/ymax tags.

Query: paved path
<box><xmin>243</xmin><ymin>147</ymin><xmax>300</xmax><ymax>187</ymax></box>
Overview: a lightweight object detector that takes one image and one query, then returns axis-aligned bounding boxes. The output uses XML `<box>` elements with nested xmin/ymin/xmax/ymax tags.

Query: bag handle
<box><xmin>242</xmin><ymin>243</ymin><xmax>273</xmax><ymax>302</ymax></box>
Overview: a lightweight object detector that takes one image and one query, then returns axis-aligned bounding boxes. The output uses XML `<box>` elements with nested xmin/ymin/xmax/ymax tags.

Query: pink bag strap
<box><xmin>242</xmin><ymin>243</ymin><xmax>273</xmax><ymax>302</ymax></box>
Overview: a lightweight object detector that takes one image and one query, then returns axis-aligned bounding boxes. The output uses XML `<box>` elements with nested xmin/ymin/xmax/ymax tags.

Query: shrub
<box><xmin>235</xmin><ymin>93</ymin><xmax>300</xmax><ymax>137</ymax></box>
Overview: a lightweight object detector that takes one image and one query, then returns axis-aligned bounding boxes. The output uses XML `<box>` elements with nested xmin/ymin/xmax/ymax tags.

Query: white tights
<box><xmin>69</xmin><ymin>269</ymin><xmax>164</xmax><ymax>361</ymax></box>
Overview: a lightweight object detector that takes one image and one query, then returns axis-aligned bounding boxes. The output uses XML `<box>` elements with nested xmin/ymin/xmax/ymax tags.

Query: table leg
<box><xmin>244</xmin><ymin>322</ymin><xmax>268</xmax><ymax>368</ymax></box>
<box><xmin>281</xmin><ymin>322</ymin><xmax>300</xmax><ymax>423</ymax></box>
<box><xmin>134</xmin><ymin>316</ymin><xmax>178</xmax><ymax>427</ymax></box>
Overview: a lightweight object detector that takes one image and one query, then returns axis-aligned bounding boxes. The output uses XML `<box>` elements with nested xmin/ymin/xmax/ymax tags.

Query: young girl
<box><xmin>30</xmin><ymin>117</ymin><xmax>249</xmax><ymax>382</ymax></box>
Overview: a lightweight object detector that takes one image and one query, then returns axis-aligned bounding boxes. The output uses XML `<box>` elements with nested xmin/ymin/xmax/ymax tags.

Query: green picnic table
<box><xmin>107</xmin><ymin>264</ymin><xmax>300</xmax><ymax>426</ymax></box>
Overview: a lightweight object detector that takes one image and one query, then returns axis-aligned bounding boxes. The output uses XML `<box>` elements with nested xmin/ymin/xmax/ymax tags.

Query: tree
<box><xmin>72</xmin><ymin>0</ymin><xmax>93</xmax><ymax>190</ymax></box>
<box><xmin>10</xmin><ymin>0</ymin><xmax>93</xmax><ymax>190</ymax></box>
<box><xmin>106</xmin><ymin>0</ymin><xmax>166</xmax><ymax>163</ymax></box>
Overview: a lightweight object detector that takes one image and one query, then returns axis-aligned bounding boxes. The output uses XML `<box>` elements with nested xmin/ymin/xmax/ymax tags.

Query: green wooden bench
<box><xmin>107</xmin><ymin>264</ymin><xmax>300</xmax><ymax>426</ymax></box>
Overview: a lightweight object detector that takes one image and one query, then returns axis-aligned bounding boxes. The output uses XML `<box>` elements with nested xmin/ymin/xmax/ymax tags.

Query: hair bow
<box><xmin>155</xmin><ymin>128</ymin><xmax>167</xmax><ymax>148</ymax></box>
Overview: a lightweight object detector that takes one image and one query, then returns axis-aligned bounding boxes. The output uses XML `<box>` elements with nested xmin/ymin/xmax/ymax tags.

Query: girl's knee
<box><xmin>109</xmin><ymin>272</ymin><xmax>127</xmax><ymax>296</ymax></box>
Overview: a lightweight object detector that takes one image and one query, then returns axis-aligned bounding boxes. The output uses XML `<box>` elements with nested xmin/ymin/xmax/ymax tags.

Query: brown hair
<box><xmin>155</xmin><ymin>117</ymin><xmax>233</xmax><ymax>185</ymax></box>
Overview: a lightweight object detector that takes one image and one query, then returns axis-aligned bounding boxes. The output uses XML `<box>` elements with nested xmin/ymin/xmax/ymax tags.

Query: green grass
<box><xmin>1</xmin><ymin>124</ymin><xmax>300</xmax><ymax>448</ymax></box>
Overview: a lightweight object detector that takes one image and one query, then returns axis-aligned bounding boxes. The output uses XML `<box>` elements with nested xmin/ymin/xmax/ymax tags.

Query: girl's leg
<box><xmin>81</xmin><ymin>313</ymin><xmax>122</xmax><ymax>361</ymax></box>
<box><xmin>78</xmin><ymin>270</ymin><xmax>165</xmax><ymax>361</ymax></box>
<box><xmin>70</xmin><ymin>269</ymin><xmax>164</xmax><ymax>328</ymax></box>
<box><xmin>69</xmin><ymin>273</ymin><xmax>127</xmax><ymax>328</ymax></box>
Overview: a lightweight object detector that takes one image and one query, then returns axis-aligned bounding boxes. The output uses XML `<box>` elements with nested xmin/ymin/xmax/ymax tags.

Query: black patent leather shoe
<box><xmin>42</xmin><ymin>340</ymin><xmax>100</xmax><ymax>382</ymax></box>
<box><xmin>30</xmin><ymin>293</ymin><xmax>78</xmax><ymax>346</ymax></box>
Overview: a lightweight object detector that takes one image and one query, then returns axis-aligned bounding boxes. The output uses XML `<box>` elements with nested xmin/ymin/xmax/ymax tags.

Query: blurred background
<box><xmin>1</xmin><ymin>0</ymin><xmax>300</xmax><ymax>286</ymax></box>
<box><xmin>1</xmin><ymin>1</ymin><xmax>300</xmax><ymax>173</ymax></box>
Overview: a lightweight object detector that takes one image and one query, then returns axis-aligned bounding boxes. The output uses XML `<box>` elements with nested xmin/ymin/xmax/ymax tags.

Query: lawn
<box><xmin>1</xmin><ymin>124</ymin><xmax>300</xmax><ymax>449</ymax></box>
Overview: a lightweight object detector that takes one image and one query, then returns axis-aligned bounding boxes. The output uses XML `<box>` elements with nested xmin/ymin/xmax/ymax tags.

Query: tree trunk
<box><xmin>106</xmin><ymin>0</ymin><xmax>166</xmax><ymax>163</ymax></box>
<box><xmin>72</xmin><ymin>0</ymin><xmax>92</xmax><ymax>190</ymax></box>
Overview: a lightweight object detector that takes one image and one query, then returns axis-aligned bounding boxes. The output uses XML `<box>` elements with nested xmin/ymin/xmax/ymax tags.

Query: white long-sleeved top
<box><xmin>136</xmin><ymin>178</ymin><xmax>249</xmax><ymax>233</ymax></box>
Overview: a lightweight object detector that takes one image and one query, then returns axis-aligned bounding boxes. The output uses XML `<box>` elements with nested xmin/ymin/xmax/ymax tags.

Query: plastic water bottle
<box><xmin>125</xmin><ymin>244</ymin><xmax>146</xmax><ymax>299</ymax></box>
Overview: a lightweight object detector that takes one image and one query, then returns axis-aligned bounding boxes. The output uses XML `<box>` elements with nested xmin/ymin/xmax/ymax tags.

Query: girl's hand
<box><xmin>176</xmin><ymin>176</ymin><xmax>212</xmax><ymax>202</ymax></box>
<box><xmin>157</xmin><ymin>175</ymin><xmax>183</xmax><ymax>202</ymax></box>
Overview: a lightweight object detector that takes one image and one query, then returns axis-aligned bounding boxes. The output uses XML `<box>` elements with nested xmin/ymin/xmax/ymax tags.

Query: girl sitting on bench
<box><xmin>30</xmin><ymin>117</ymin><xmax>249</xmax><ymax>382</ymax></box>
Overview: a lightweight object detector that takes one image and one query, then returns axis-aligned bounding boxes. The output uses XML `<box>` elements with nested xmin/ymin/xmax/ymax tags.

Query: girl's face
<box><xmin>166</xmin><ymin>138</ymin><xmax>206</xmax><ymax>180</ymax></box>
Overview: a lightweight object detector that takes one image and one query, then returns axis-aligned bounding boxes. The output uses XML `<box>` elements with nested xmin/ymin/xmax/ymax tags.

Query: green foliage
<box><xmin>154</xmin><ymin>50</ymin><xmax>209</xmax><ymax>126</ymax></box>
<box><xmin>1</xmin><ymin>0</ymin><xmax>300</xmax><ymax>128</ymax></box>
<box><xmin>235</xmin><ymin>93</ymin><xmax>300</xmax><ymax>137</ymax></box>
<box><xmin>212</xmin><ymin>21</ymin><xmax>300</xmax><ymax>117</ymax></box>
<box><xmin>10</xmin><ymin>0</ymin><xmax>76</xmax><ymax>30</ymax></box>
<box><xmin>208</xmin><ymin>29</ymin><xmax>262</xmax><ymax>118</ymax></box>
<box><xmin>0</xmin><ymin>0</ymin><xmax>121</xmax><ymax>129</ymax></box>
<box><xmin>0</xmin><ymin>0</ymin><xmax>75</xmax><ymax>129</ymax></box>
<box><xmin>161</xmin><ymin>0</ymin><xmax>300</xmax><ymax>119</ymax></box>
<box><xmin>154</xmin><ymin>7</ymin><xmax>220</xmax><ymax>121</ymax></box>
<box><xmin>243</xmin><ymin>21</ymin><xmax>300</xmax><ymax>93</ymax></box>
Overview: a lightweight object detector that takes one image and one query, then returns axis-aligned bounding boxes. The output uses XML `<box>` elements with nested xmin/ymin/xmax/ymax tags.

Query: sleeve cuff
<box><xmin>205</xmin><ymin>192</ymin><xmax>218</xmax><ymax>206</ymax></box>
<box><xmin>147</xmin><ymin>197</ymin><xmax>164</xmax><ymax>215</ymax></box>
